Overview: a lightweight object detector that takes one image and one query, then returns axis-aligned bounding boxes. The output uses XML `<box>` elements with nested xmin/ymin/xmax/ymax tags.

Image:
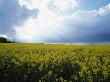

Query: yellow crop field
<box><xmin>0</xmin><ymin>43</ymin><xmax>110</xmax><ymax>82</ymax></box>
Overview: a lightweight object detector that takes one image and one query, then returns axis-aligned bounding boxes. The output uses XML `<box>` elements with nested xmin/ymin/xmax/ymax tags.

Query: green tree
<box><xmin>0</xmin><ymin>37</ymin><xmax>7</xmax><ymax>43</ymax></box>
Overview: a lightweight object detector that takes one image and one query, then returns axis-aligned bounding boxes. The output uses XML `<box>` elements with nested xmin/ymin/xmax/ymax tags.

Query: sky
<box><xmin>0</xmin><ymin>0</ymin><xmax>110</xmax><ymax>43</ymax></box>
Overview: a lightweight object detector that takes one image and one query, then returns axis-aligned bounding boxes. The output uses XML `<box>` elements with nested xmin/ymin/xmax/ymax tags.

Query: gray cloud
<box><xmin>61</xmin><ymin>6</ymin><xmax>110</xmax><ymax>43</ymax></box>
<box><xmin>0</xmin><ymin>0</ymin><xmax>36</xmax><ymax>38</ymax></box>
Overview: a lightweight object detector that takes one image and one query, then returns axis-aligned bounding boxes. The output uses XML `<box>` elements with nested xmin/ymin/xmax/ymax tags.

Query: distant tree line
<box><xmin>0</xmin><ymin>37</ymin><xmax>16</xmax><ymax>43</ymax></box>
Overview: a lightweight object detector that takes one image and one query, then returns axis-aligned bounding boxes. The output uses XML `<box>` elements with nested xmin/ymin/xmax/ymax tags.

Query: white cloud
<box><xmin>98</xmin><ymin>3</ymin><xmax>110</xmax><ymax>16</ymax></box>
<box><xmin>16</xmin><ymin>0</ymin><xmax>110</xmax><ymax>42</ymax></box>
<box><xmin>15</xmin><ymin>16</ymin><xmax>65</xmax><ymax>42</ymax></box>
<box><xmin>16</xmin><ymin>0</ymin><xmax>79</xmax><ymax>42</ymax></box>
<box><xmin>68</xmin><ymin>3</ymin><xmax>110</xmax><ymax>24</ymax></box>
<box><xmin>19</xmin><ymin>0</ymin><xmax>79</xmax><ymax>11</ymax></box>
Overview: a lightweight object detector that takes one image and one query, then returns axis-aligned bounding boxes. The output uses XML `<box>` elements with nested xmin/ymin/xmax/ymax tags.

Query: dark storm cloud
<box><xmin>0</xmin><ymin>0</ymin><xmax>36</xmax><ymax>36</ymax></box>
<box><xmin>61</xmin><ymin>13</ymin><xmax>110</xmax><ymax>43</ymax></box>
